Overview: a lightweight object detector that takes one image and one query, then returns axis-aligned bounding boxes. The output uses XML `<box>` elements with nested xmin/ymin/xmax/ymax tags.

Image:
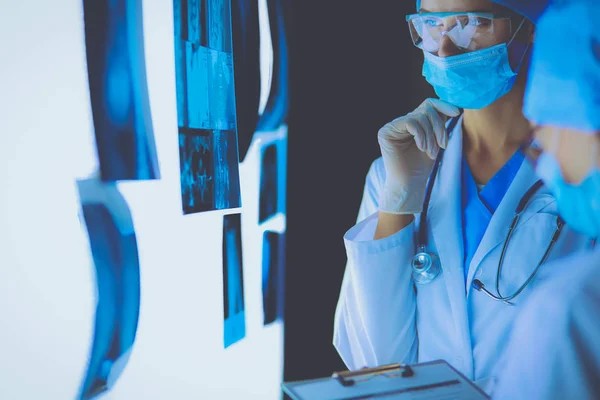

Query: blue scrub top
<box><xmin>461</xmin><ymin>151</ymin><xmax>524</xmax><ymax>282</ymax></box>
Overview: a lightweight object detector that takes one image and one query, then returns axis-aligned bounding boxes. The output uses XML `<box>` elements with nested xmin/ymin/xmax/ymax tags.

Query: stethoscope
<box><xmin>411</xmin><ymin>117</ymin><xmax>566</xmax><ymax>305</ymax></box>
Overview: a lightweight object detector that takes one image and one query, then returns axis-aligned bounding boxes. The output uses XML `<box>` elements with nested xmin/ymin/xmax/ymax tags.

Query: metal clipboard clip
<box><xmin>331</xmin><ymin>363</ymin><xmax>415</xmax><ymax>387</ymax></box>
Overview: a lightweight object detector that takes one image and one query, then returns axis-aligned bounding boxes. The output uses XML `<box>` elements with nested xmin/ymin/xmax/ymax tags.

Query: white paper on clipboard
<box><xmin>282</xmin><ymin>360</ymin><xmax>489</xmax><ymax>400</ymax></box>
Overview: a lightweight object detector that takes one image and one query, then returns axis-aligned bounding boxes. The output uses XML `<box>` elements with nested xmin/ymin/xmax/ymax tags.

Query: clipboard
<box><xmin>282</xmin><ymin>360</ymin><xmax>489</xmax><ymax>400</ymax></box>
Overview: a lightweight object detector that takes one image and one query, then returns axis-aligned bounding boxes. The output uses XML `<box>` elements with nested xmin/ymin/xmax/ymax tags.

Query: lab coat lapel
<box><xmin>465</xmin><ymin>160</ymin><xmax>544</xmax><ymax>295</ymax></box>
<box><xmin>428</xmin><ymin>120</ymin><xmax>471</xmax><ymax>362</ymax></box>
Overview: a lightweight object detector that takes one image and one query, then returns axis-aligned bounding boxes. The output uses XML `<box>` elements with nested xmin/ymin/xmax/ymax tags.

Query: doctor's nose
<box><xmin>437</xmin><ymin>34</ymin><xmax>462</xmax><ymax>58</ymax></box>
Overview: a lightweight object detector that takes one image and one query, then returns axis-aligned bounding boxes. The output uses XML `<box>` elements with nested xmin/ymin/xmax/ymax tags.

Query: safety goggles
<box><xmin>406</xmin><ymin>12</ymin><xmax>514</xmax><ymax>53</ymax></box>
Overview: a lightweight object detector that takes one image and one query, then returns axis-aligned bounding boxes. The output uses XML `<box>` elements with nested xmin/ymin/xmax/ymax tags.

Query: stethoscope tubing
<box><xmin>413</xmin><ymin>116</ymin><xmax>565</xmax><ymax>304</ymax></box>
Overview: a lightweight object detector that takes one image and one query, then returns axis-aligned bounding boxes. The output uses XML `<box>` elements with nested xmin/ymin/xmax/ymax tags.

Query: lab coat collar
<box><xmin>428</xmin><ymin>115</ymin><xmax>473</xmax><ymax>376</ymax></box>
<box><xmin>464</xmin><ymin>157</ymin><xmax>555</xmax><ymax>296</ymax></box>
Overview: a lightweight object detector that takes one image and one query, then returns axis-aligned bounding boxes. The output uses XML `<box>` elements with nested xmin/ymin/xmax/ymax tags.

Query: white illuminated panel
<box><xmin>0</xmin><ymin>0</ymin><xmax>286</xmax><ymax>399</ymax></box>
<box><xmin>258</xmin><ymin>0</ymin><xmax>274</xmax><ymax>116</ymax></box>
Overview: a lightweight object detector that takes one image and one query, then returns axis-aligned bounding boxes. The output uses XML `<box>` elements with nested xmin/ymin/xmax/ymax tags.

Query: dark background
<box><xmin>285</xmin><ymin>0</ymin><xmax>433</xmax><ymax>381</ymax></box>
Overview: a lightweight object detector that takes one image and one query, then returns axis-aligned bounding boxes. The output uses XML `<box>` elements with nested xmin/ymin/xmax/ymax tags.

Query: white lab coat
<box><xmin>493</xmin><ymin>248</ymin><xmax>600</xmax><ymax>399</ymax></box>
<box><xmin>333</xmin><ymin>120</ymin><xmax>591</xmax><ymax>392</ymax></box>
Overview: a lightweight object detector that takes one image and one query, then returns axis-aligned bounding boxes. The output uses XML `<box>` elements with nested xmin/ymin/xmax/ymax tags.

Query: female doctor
<box><xmin>333</xmin><ymin>0</ymin><xmax>593</xmax><ymax>392</ymax></box>
<box><xmin>492</xmin><ymin>1</ymin><xmax>600</xmax><ymax>398</ymax></box>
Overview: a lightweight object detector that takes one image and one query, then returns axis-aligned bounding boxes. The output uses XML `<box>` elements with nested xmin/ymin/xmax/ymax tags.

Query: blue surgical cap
<box><xmin>415</xmin><ymin>1</ymin><xmax>548</xmax><ymax>23</ymax></box>
<box><xmin>524</xmin><ymin>0</ymin><xmax>600</xmax><ymax>133</ymax></box>
<box><xmin>491</xmin><ymin>0</ymin><xmax>548</xmax><ymax>23</ymax></box>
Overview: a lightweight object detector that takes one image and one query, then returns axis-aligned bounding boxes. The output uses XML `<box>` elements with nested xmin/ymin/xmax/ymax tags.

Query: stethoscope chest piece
<box><xmin>411</xmin><ymin>245</ymin><xmax>441</xmax><ymax>284</ymax></box>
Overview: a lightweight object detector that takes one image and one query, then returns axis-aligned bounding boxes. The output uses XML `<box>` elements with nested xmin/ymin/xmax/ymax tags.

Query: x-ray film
<box><xmin>174</xmin><ymin>0</ymin><xmax>241</xmax><ymax>214</ymax></box>
<box><xmin>179</xmin><ymin>129</ymin><xmax>241</xmax><ymax>213</ymax></box>
<box><xmin>76</xmin><ymin>179</ymin><xmax>140</xmax><ymax>399</ymax></box>
<box><xmin>259</xmin><ymin>144</ymin><xmax>279</xmax><ymax>223</ymax></box>
<box><xmin>262</xmin><ymin>231</ymin><xmax>285</xmax><ymax>325</ymax></box>
<box><xmin>222</xmin><ymin>213</ymin><xmax>246</xmax><ymax>348</ymax></box>
<box><xmin>83</xmin><ymin>0</ymin><xmax>160</xmax><ymax>181</ymax></box>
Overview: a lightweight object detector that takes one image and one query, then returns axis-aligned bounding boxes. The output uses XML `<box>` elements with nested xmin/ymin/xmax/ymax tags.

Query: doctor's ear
<box><xmin>519</xmin><ymin>19</ymin><xmax>535</xmax><ymax>44</ymax></box>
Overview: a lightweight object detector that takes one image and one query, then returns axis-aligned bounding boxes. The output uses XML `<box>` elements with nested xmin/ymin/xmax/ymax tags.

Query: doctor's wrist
<box><xmin>374</xmin><ymin>212</ymin><xmax>414</xmax><ymax>240</ymax></box>
<box><xmin>378</xmin><ymin>185</ymin><xmax>425</xmax><ymax>215</ymax></box>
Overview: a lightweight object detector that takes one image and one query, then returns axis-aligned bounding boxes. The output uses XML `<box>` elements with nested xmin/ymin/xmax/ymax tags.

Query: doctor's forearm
<box><xmin>374</xmin><ymin>213</ymin><xmax>414</xmax><ymax>240</ymax></box>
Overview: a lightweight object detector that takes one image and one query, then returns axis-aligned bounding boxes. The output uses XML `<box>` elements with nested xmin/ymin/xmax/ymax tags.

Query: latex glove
<box><xmin>378</xmin><ymin>99</ymin><xmax>460</xmax><ymax>214</ymax></box>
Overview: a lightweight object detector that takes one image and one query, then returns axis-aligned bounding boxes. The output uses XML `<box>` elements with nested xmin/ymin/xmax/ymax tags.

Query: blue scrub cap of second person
<box><xmin>415</xmin><ymin>1</ymin><xmax>547</xmax><ymax>23</ymax></box>
<box><xmin>524</xmin><ymin>0</ymin><xmax>600</xmax><ymax>133</ymax></box>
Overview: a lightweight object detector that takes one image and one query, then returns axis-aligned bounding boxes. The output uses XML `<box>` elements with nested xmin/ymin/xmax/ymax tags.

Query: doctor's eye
<box><xmin>422</xmin><ymin>17</ymin><xmax>442</xmax><ymax>28</ymax></box>
<box><xmin>469</xmin><ymin>17</ymin><xmax>492</xmax><ymax>27</ymax></box>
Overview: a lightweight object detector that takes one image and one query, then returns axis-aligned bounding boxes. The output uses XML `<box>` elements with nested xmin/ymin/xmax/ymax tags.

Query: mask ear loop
<box><xmin>507</xmin><ymin>17</ymin><xmax>527</xmax><ymax>47</ymax></box>
<box><xmin>507</xmin><ymin>17</ymin><xmax>530</xmax><ymax>73</ymax></box>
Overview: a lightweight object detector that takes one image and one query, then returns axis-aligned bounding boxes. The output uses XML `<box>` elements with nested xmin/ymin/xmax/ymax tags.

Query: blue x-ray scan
<box><xmin>174</xmin><ymin>0</ymin><xmax>242</xmax><ymax>214</ymax></box>
<box><xmin>256</xmin><ymin>0</ymin><xmax>289</xmax><ymax>132</ymax></box>
<box><xmin>83</xmin><ymin>0</ymin><xmax>160</xmax><ymax>181</ymax></box>
<box><xmin>180</xmin><ymin>131</ymin><xmax>214</xmax><ymax>212</ymax></box>
<box><xmin>223</xmin><ymin>214</ymin><xmax>246</xmax><ymax>348</ymax></box>
<box><xmin>76</xmin><ymin>180</ymin><xmax>140</xmax><ymax>399</ymax></box>
<box><xmin>259</xmin><ymin>144</ymin><xmax>278</xmax><ymax>223</ymax></box>
<box><xmin>179</xmin><ymin>128</ymin><xmax>241</xmax><ymax>213</ymax></box>
<box><xmin>262</xmin><ymin>231</ymin><xmax>285</xmax><ymax>325</ymax></box>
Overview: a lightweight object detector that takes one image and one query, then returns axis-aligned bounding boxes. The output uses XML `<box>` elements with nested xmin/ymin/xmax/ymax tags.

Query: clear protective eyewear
<box><xmin>406</xmin><ymin>12</ymin><xmax>513</xmax><ymax>53</ymax></box>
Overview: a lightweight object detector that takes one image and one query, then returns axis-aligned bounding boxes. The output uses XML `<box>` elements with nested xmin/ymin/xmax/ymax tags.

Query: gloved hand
<box><xmin>378</xmin><ymin>98</ymin><xmax>460</xmax><ymax>214</ymax></box>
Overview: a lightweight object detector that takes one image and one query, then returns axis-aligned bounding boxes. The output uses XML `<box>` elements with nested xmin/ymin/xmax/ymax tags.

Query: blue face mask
<box><xmin>536</xmin><ymin>152</ymin><xmax>600</xmax><ymax>238</ymax></box>
<box><xmin>422</xmin><ymin>21</ymin><xmax>529</xmax><ymax>109</ymax></box>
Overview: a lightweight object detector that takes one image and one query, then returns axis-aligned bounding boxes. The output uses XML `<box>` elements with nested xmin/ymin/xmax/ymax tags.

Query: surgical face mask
<box><xmin>536</xmin><ymin>152</ymin><xmax>600</xmax><ymax>238</ymax></box>
<box><xmin>422</xmin><ymin>18</ymin><xmax>528</xmax><ymax>109</ymax></box>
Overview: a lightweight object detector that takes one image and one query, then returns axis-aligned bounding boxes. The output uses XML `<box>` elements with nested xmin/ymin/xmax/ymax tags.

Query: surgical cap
<box><xmin>491</xmin><ymin>0</ymin><xmax>548</xmax><ymax>23</ymax></box>
<box><xmin>524</xmin><ymin>0</ymin><xmax>600</xmax><ymax>133</ymax></box>
<box><xmin>415</xmin><ymin>1</ymin><xmax>548</xmax><ymax>23</ymax></box>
